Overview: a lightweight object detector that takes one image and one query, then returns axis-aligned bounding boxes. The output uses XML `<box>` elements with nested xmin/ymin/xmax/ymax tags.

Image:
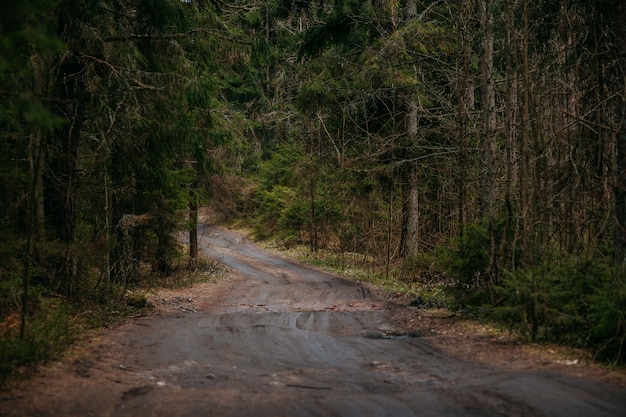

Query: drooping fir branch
<box><xmin>103</xmin><ymin>28</ymin><xmax>250</xmax><ymax>44</ymax></box>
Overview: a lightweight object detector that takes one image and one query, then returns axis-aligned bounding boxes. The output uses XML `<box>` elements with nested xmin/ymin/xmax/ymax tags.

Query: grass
<box><xmin>255</xmin><ymin>237</ymin><xmax>456</xmax><ymax>309</ymax></box>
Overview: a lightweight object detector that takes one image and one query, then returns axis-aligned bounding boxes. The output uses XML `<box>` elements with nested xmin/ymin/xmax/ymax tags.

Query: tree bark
<box><xmin>518</xmin><ymin>0</ymin><xmax>533</xmax><ymax>265</ymax></box>
<box><xmin>502</xmin><ymin>0</ymin><xmax>518</xmax><ymax>269</ymax></box>
<box><xmin>188</xmin><ymin>197</ymin><xmax>199</xmax><ymax>270</ymax></box>
<box><xmin>33</xmin><ymin>125</ymin><xmax>47</xmax><ymax>267</ymax></box>
<box><xmin>616</xmin><ymin>0</ymin><xmax>626</xmax><ymax>266</ymax></box>
<box><xmin>399</xmin><ymin>98</ymin><xmax>420</xmax><ymax>258</ymax></box>
<box><xmin>479</xmin><ymin>0</ymin><xmax>498</xmax><ymax>295</ymax></box>
<box><xmin>46</xmin><ymin>91</ymin><xmax>84</xmax><ymax>296</ymax></box>
<box><xmin>617</xmin><ymin>102</ymin><xmax>626</xmax><ymax>266</ymax></box>
<box><xmin>478</xmin><ymin>0</ymin><xmax>496</xmax><ymax>222</ymax></box>
<box><xmin>400</xmin><ymin>160</ymin><xmax>420</xmax><ymax>257</ymax></box>
<box><xmin>455</xmin><ymin>0</ymin><xmax>473</xmax><ymax>237</ymax></box>
<box><xmin>398</xmin><ymin>0</ymin><xmax>420</xmax><ymax>259</ymax></box>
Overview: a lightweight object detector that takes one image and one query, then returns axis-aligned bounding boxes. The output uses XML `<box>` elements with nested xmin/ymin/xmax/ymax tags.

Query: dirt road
<box><xmin>2</xmin><ymin>226</ymin><xmax>626</xmax><ymax>416</ymax></box>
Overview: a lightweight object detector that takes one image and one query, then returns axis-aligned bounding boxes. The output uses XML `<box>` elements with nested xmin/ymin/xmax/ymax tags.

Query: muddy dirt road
<box><xmin>2</xmin><ymin>226</ymin><xmax>626</xmax><ymax>416</ymax></box>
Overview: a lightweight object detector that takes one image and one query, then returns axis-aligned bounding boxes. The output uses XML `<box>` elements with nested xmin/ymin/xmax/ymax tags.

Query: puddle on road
<box><xmin>364</xmin><ymin>332</ymin><xmax>421</xmax><ymax>340</ymax></box>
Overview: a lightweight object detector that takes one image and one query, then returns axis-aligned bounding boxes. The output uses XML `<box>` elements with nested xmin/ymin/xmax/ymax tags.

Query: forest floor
<box><xmin>1</xmin><ymin>226</ymin><xmax>625</xmax><ymax>416</ymax></box>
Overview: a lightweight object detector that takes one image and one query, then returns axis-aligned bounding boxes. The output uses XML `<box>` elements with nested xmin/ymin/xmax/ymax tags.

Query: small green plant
<box><xmin>438</xmin><ymin>223</ymin><xmax>491</xmax><ymax>307</ymax></box>
<box><xmin>125</xmin><ymin>292</ymin><xmax>150</xmax><ymax>308</ymax></box>
<box><xmin>0</xmin><ymin>295</ymin><xmax>73</xmax><ymax>385</ymax></box>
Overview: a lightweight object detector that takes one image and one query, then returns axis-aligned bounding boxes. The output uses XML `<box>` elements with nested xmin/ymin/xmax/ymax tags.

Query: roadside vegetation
<box><xmin>254</xmin><ymin>231</ymin><xmax>626</xmax><ymax>366</ymax></box>
<box><xmin>0</xmin><ymin>248</ymin><xmax>223</xmax><ymax>386</ymax></box>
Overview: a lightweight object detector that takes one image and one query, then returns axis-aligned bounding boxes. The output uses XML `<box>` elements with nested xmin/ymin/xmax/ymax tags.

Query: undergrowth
<box><xmin>0</xmin><ymin>252</ymin><xmax>223</xmax><ymax>387</ymax></box>
<box><xmin>256</xmin><ymin>238</ymin><xmax>455</xmax><ymax>309</ymax></box>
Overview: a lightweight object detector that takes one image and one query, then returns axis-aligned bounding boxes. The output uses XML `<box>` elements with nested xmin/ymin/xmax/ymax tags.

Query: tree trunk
<box><xmin>502</xmin><ymin>0</ymin><xmax>518</xmax><ymax>269</ymax></box>
<box><xmin>33</xmin><ymin>128</ymin><xmax>47</xmax><ymax>268</ymax></box>
<box><xmin>309</xmin><ymin>176</ymin><xmax>317</xmax><ymax>252</ymax></box>
<box><xmin>28</xmin><ymin>52</ymin><xmax>49</xmax><ymax>281</ymax></box>
<box><xmin>399</xmin><ymin>98</ymin><xmax>420</xmax><ymax>258</ymax></box>
<box><xmin>617</xmin><ymin>103</ymin><xmax>626</xmax><ymax>266</ymax></box>
<box><xmin>396</xmin><ymin>0</ymin><xmax>422</xmax><ymax>260</ymax></box>
<box><xmin>155</xmin><ymin>199</ymin><xmax>175</xmax><ymax>276</ymax></box>
<box><xmin>188</xmin><ymin>198</ymin><xmax>199</xmax><ymax>270</ymax></box>
<box><xmin>46</xmin><ymin>48</ymin><xmax>86</xmax><ymax>296</ymax></box>
<box><xmin>455</xmin><ymin>0</ymin><xmax>473</xmax><ymax>237</ymax></box>
<box><xmin>616</xmin><ymin>0</ymin><xmax>626</xmax><ymax>266</ymax></box>
<box><xmin>518</xmin><ymin>0</ymin><xmax>533</xmax><ymax>265</ymax></box>
<box><xmin>400</xmin><ymin>160</ymin><xmax>420</xmax><ymax>257</ymax></box>
<box><xmin>61</xmin><ymin>104</ymin><xmax>83</xmax><ymax>296</ymax></box>
<box><xmin>478</xmin><ymin>0</ymin><xmax>496</xmax><ymax>221</ymax></box>
<box><xmin>479</xmin><ymin>0</ymin><xmax>498</xmax><ymax>294</ymax></box>
<box><xmin>21</xmin><ymin>128</ymin><xmax>46</xmax><ymax>339</ymax></box>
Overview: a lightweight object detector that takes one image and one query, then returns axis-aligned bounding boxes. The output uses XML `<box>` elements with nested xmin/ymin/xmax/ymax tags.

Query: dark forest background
<box><xmin>1</xmin><ymin>0</ymin><xmax>625</xmax><ymax>379</ymax></box>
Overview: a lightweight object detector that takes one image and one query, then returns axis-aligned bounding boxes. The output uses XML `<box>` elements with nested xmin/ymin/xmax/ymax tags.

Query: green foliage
<box><xmin>138</xmin><ymin>0</ymin><xmax>188</xmax><ymax>32</ymax></box>
<box><xmin>439</xmin><ymin>223</ymin><xmax>490</xmax><ymax>289</ymax></box>
<box><xmin>299</xmin><ymin>0</ymin><xmax>375</xmax><ymax>57</ymax></box>
<box><xmin>487</xmin><ymin>258</ymin><xmax>626</xmax><ymax>363</ymax></box>
<box><xmin>438</xmin><ymin>218</ymin><xmax>626</xmax><ymax>363</ymax></box>
<box><xmin>0</xmin><ymin>293</ymin><xmax>73</xmax><ymax>385</ymax></box>
<box><xmin>252</xmin><ymin>185</ymin><xmax>301</xmax><ymax>240</ymax></box>
<box><xmin>0</xmin><ymin>0</ymin><xmax>64</xmax><ymax>69</ymax></box>
<box><xmin>256</xmin><ymin>141</ymin><xmax>306</xmax><ymax>189</ymax></box>
<box><xmin>0</xmin><ymin>0</ymin><xmax>243</xmax><ymax>380</ymax></box>
<box><xmin>0</xmin><ymin>0</ymin><xmax>65</xmax><ymax>138</ymax></box>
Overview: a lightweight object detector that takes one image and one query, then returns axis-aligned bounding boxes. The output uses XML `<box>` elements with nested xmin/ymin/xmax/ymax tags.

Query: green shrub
<box><xmin>439</xmin><ymin>223</ymin><xmax>489</xmax><ymax>286</ymax></box>
<box><xmin>252</xmin><ymin>185</ymin><xmax>298</xmax><ymax>239</ymax></box>
<box><xmin>438</xmin><ymin>223</ymin><xmax>491</xmax><ymax>307</ymax></box>
<box><xmin>0</xmin><ymin>296</ymin><xmax>73</xmax><ymax>385</ymax></box>
<box><xmin>488</xmin><ymin>257</ymin><xmax>626</xmax><ymax>364</ymax></box>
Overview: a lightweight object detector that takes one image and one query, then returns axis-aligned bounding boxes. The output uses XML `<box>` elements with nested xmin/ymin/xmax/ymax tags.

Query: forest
<box><xmin>1</xmin><ymin>0</ymin><xmax>625</xmax><ymax>379</ymax></box>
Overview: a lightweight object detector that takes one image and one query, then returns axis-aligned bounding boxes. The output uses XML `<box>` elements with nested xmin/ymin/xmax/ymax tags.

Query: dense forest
<box><xmin>1</xmin><ymin>0</ymin><xmax>625</xmax><ymax>378</ymax></box>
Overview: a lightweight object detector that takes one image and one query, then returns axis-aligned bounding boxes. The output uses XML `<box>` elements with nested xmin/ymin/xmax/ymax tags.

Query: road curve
<box><xmin>2</xmin><ymin>226</ymin><xmax>625</xmax><ymax>417</ymax></box>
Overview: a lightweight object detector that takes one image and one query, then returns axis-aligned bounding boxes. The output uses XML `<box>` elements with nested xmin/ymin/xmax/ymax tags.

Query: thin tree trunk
<box><xmin>102</xmin><ymin>167</ymin><xmax>111</xmax><ymax>292</ymax></box>
<box><xmin>617</xmin><ymin>102</ymin><xmax>626</xmax><ymax>266</ymax></box>
<box><xmin>401</xmin><ymin>161</ymin><xmax>420</xmax><ymax>257</ymax></box>
<box><xmin>309</xmin><ymin>176</ymin><xmax>317</xmax><ymax>252</ymax></box>
<box><xmin>399</xmin><ymin>97</ymin><xmax>420</xmax><ymax>258</ymax></box>
<box><xmin>308</xmin><ymin>123</ymin><xmax>318</xmax><ymax>252</ymax></box>
<box><xmin>59</xmin><ymin>102</ymin><xmax>83</xmax><ymax>296</ymax></box>
<box><xmin>155</xmin><ymin>199</ymin><xmax>175</xmax><ymax>276</ymax></box>
<box><xmin>386</xmin><ymin>181</ymin><xmax>393</xmax><ymax>278</ymax></box>
<box><xmin>48</xmin><ymin>50</ymin><xmax>86</xmax><ymax>296</ymax></box>
<box><xmin>479</xmin><ymin>0</ymin><xmax>496</xmax><ymax>221</ymax></box>
<box><xmin>397</xmin><ymin>0</ymin><xmax>421</xmax><ymax>260</ymax></box>
<box><xmin>479</xmin><ymin>0</ymin><xmax>498</xmax><ymax>295</ymax></box>
<box><xmin>21</xmin><ymin>128</ymin><xmax>46</xmax><ymax>339</ymax></box>
<box><xmin>33</xmin><ymin>128</ymin><xmax>47</xmax><ymax>267</ymax></box>
<box><xmin>455</xmin><ymin>0</ymin><xmax>472</xmax><ymax>237</ymax></box>
<box><xmin>502</xmin><ymin>0</ymin><xmax>517</xmax><ymax>270</ymax></box>
<box><xmin>519</xmin><ymin>0</ymin><xmax>533</xmax><ymax>265</ymax></box>
<box><xmin>615</xmin><ymin>0</ymin><xmax>626</xmax><ymax>266</ymax></box>
<box><xmin>188</xmin><ymin>197</ymin><xmax>199</xmax><ymax>270</ymax></box>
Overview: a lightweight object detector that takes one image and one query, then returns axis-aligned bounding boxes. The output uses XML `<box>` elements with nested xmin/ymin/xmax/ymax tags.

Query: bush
<box><xmin>438</xmin><ymin>223</ymin><xmax>491</xmax><ymax>307</ymax></box>
<box><xmin>0</xmin><ymin>296</ymin><xmax>73</xmax><ymax>385</ymax></box>
<box><xmin>252</xmin><ymin>185</ymin><xmax>300</xmax><ymax>240</ymax></box>
<box><xmin>488</xmin><ymin>257</ymin><xmax>626</xmax><ymax>364</ymax></box>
